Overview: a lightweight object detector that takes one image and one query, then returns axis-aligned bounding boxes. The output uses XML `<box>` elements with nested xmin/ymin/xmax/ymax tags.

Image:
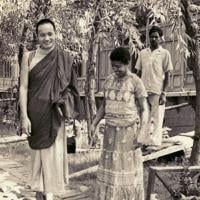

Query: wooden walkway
<box><xmin>143</xmin><ymin>132</ymin><xmax>194</xmax><ymax>162</ymax></box>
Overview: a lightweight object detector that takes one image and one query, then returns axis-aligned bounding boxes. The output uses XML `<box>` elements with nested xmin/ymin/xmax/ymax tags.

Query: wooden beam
<box><xmin>69</xmin><ymin>165</ymin><xmax>98</xmax><ymax>179</ymax></box>
<box><xmin>179</xmin><ymin>131</ymin><xmax>194</xmax><ymax>138</ymax></box>
<box><xmin>0</xmin><ymin>98</ymin><xmax>16</xmax><ymax>101</ymax></box>
<box><xmin>166</xmin><ymin>91</ymin><xmax>196</xmax><ymax>97</ymax></box>
<box><xmin>0</xmin><ymin>135</ymin><xmax>27</xmax><ymax>144</ymax></box>
<box><xmin>150</xmin><ymin>165</ymin><xmax>200</xmax><ymax>172</ymax></box>
<box><xmin>143</xmin><ymin>145</ymin><xmax>185</xmax><ymax>162</ymax></box>
<box><xmin>165</xmin><ymin>103</ymin><xmax>189</xmax><ymax>110</ymax></box>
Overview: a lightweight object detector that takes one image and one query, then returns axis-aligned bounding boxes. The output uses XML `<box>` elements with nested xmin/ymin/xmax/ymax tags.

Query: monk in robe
<box><xmin>19</xmin><ymin>18</ymin><xmax>81</xmax><ymax>200</ymax></box>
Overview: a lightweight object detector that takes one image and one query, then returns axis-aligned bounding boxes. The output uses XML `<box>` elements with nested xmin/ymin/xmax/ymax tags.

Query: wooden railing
<box><xmin>0</xmin><ymin>78</ymin><xmax>18</xmax><ymax>91</ymax></box>
<box><xmin>146</xmin><ymin>166</ymin><xmax>200</xmax><ymax>200</ymax></box>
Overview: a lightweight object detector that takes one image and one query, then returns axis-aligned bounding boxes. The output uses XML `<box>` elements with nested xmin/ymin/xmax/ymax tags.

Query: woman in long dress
<box><xmin>92</xmin><ymin>47</ymin><xmax>148</xmax><ymax>200</ymax></box>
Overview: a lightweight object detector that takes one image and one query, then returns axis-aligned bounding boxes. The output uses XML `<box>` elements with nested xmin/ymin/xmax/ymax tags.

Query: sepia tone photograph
<box><xmin>0</xmin><ymin>0</ymin><xmax>200</xmax><ymax>199</ymax></box>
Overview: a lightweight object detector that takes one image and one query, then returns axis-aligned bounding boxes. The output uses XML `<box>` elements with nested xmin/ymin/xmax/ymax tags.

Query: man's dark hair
<box><xmin>149</xmin><ymin>25</ymin><xmax>163</xmax><ymax>37</ymax></box>
<box><xmin>36</xmin><ymin>18</ymin><xmax>56</xmax><ymax>34</ymax></box>
<box><xmin>110</xmin><ymin>47</ymin><xmax>130</xmax><ymax>65</ymax></box>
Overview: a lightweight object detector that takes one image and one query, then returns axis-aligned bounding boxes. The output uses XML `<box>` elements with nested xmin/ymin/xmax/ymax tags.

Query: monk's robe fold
<box><xmin>27</xmin><ymin>47</ymin><xmax>80</xmax><ymax>149</ymax></box>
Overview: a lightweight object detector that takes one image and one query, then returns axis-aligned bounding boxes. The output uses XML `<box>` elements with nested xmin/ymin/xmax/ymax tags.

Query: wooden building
<box><xmin>76</xmin><ymin>23</ymin><xmax>196</xmax><ymax>133</ymax></box>
<box><xmin>77</xmin><ymin>24</ymin><xmax>196</xmax><ymax>97</ymax></box>
<box><xmin>0</xmin><ymin>53</ymin><xmax>19</xmax><ymax>97</ymax></box>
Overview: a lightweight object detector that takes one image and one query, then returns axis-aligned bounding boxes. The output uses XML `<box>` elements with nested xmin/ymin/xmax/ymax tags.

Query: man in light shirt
<box><xmin>135</xmin><ymin>25</ymin><xmax>173</xmax><ymax>148</ymax></box>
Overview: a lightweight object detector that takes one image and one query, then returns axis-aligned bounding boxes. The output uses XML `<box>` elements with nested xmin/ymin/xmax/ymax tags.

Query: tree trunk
<box><xmin>179</xmin><ymin>0</ymin><xmax>200</xmax><ymax>165</ymax></box>
<box><xmin>190</xmin><ymin>35</ymin><xmax>200</xmax><ymax>165</ymax></box>
<box><xmin>84</xmin><ymin>34</ymin><xmax>99</xmax><ymax>146</ymax></box>
<box><xmin>84</xmin><ymin>0</ymin><xmax>101</xmax><ymax>146</ymax></box>
<box><xmin>18</xmin><ymin>26</ymin><xmax>28</xmax><ymax>67</ymax></box>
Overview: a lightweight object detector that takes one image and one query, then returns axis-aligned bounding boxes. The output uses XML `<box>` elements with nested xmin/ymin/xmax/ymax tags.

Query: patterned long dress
<box><xmin>95</xmin><ymin>71</ymin><xmax>147</xmax><ymax>200</ymax></box>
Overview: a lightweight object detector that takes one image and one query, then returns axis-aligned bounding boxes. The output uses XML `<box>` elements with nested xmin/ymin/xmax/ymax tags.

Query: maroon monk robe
<box><xmin>27</xmin><ymin>46</ymin><xmax>80</xmax><ymax>149</ymax></box>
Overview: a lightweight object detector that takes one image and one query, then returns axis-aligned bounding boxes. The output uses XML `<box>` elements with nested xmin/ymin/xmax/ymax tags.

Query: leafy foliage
<box><xmin>174</xmin><ymin>158</ymin><xmax>200</xmax><ymax>199</ymax></box>
<box><xmin>0</xmin><ymin>0</ymin><xmax>186</xmax><ymax>61</ymax></box>
<box><xmin>0</xmin><ymin>0</ymin><xmax>53</xmax><ymax>62</ymax></box>
<box><xmin>47</xmin><ymin>0</ymin><xmax>143</xmax><ymax>58</ymax></box>
<box><xmin>0</xmin><ymin>1</ymin><xmax>29</xmax><ymax>61</ymax></box>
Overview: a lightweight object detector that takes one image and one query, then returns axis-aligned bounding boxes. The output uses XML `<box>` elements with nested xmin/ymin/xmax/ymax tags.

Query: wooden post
<box><xmin>146</xmin><ymin>167</ymin><xmax>156</xmax><ymax>200</ymax></box>
<box><xmin>190</xmin><ymin>33</ymin><xmax>200</xmax><ymax>165</ymax></box>
<box><xmin>180</xmin><ymin>0</ymin><xmax>200</xmax><ymax>166</ymax></box>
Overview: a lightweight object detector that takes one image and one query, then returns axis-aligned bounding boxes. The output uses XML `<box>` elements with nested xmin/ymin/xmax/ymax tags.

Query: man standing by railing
<box><xmin>135</xmin><ymin>25</ymin><xmax>173</xmax><ymax>149</ymax></box>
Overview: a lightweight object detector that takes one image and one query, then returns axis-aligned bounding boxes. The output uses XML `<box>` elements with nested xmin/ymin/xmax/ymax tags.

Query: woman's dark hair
<box><xmin>36</xmin><ymin>19</ymin><xmax>56</xmax><ymax>34</ymax></box>
<box><xmin>110</xmin><ymin>47</ymin><xmax>130</xmax><ymax>65</ymax></box>
<box><xmin>149</xmin><ymin>25</ymin><xmax>163</xmax><ymax>37</ymax></box>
